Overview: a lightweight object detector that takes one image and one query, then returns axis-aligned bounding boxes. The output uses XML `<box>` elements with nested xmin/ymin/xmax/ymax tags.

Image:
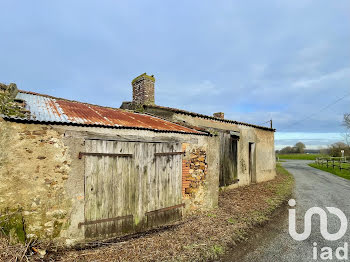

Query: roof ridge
<box><xmin>144</xmin><ymin>104</ymin><xmax>275</xmax><ymax>132</ymax></box>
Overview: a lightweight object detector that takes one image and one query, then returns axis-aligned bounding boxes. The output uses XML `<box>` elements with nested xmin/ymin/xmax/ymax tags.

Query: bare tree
<box><xmin>344</xmin><ymin>113</ymin><xmax>350</xmax><ymax>129</ymax></box>
<box><xmin>344</xmin><ymin>114</ymin><xmax>350</xmax><ymax>146</ymax></box>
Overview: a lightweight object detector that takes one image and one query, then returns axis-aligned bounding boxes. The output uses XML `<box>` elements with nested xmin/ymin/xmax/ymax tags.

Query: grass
<box><xmin>309</xmin><ymin>163</ymin><xmax>350</xmax><ymax>180</ymax></box>
<box><xmin>277</xmin><ymin>154</ymin><xmax>325</xmax><ymax>160</ymax></box>
<box><xmin>211</xmin><ymin>244</ymin><xmax>224</xmax><ymax>256</ymax></box>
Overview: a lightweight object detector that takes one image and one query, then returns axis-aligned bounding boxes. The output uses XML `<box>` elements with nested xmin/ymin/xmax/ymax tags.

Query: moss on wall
<box><xmin>0</xmin><ymin>209</ymin><xmax>26</xmax><ymax>244</ymax></box>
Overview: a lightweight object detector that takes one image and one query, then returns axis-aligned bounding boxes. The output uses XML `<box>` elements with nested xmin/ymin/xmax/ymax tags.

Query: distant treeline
<box><xmin>277</xmin><ymin>114</ymin><xmax>350</xmax><ymax>157</ymax></box>
<box><xmin>276</xmin><ymin>142</ymin><xmax>306</xmax><ymax>154</ymax></box>
<box><xmin>276</xmin><ymin>141</ymin><xmax>350</xmax><ymax>157</ymax></box>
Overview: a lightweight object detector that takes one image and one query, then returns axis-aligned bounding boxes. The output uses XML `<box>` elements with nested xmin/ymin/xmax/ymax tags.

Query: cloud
<box><xmin>0</xmin><ymin>0</ymin><xmax>349</xmax><ymax>141</ymax></box>
<box><xmin>291</xmin><ymin>67</ymin><xmax>350</xmax><ymax>89</ymax></box>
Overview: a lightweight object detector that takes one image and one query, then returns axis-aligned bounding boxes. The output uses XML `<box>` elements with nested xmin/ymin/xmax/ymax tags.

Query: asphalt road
<box><xmin>222</xmin><ymin>160</ymin><xmax>350</xmax><ymax>262</ymax></box>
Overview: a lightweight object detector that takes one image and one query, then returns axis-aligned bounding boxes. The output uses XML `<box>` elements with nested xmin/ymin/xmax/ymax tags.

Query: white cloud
<box><xmin>292</xmin><ymin>67</ymin><xmax>350</xmax><ymax>89</ymax></box>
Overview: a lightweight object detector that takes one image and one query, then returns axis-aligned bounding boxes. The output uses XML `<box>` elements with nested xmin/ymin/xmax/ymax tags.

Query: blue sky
<box><xmin>1</xmin><ymin>1</ymin><xmax>349</xmax><ymax>149</ymax></box>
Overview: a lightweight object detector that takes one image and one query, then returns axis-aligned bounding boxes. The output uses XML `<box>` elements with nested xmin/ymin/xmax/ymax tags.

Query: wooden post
<box><xmin>270</xmin><ymin>119</ymin><xmax>273</xmax><ymax>129</ymax></box>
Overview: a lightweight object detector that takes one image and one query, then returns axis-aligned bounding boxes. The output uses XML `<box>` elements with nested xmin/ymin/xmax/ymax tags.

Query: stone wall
<box><xmin>0</xmin><ymin>119</ymin><xmax>72</xmax><ymax>243</ymax></box>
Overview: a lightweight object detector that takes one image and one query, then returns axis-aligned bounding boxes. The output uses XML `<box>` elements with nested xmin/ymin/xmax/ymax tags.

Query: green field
<box><xmin>309</xmin><ymin>163</ymin><xmax>350</xmax><ymax>180</ymax></box>
<box><xmin>277</xmin><ymin>154</ymin><xmax>324</xmax><ymax>160</ymax></box>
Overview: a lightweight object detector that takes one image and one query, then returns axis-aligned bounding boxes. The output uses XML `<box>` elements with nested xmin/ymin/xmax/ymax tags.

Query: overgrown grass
<box><xmin>277</xmin><ymin>154</ymin><xmax>325</xmax><ymax>160</ymax></box>
<box><xmin>308</xmin><ymin>163</ymin><xmax>350</xmax><ymax>180</ymax></box>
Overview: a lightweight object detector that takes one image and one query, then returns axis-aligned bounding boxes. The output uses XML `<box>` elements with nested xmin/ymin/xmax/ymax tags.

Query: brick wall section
<box><xmin>182</xmin><ymin>160</ymin><xmax>191</xmax><ymax>196</ymax></box>
<box><xmin>182</xmin><ymin>148</ymin><xmax>207</xmax><ymax>197</ymax></box>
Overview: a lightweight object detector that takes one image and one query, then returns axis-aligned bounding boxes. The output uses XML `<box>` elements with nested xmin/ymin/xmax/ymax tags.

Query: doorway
<box><xmin>249</xmin><ymin>142</ymin><xmax>256</xmax><ymax>183</ymax></box>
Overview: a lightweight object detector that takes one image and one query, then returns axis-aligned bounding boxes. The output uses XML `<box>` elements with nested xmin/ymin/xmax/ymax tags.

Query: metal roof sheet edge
<box><xmin>144</xmin><ymin>104</ymin><xmax>276</xmax><ymax>132</ymax></box>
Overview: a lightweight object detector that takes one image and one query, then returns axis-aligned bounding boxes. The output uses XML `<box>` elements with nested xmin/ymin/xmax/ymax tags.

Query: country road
<box><xmin>222</xmin><ymin>160</ymin><xmax>350</xmax><ymax>262</ymax></box>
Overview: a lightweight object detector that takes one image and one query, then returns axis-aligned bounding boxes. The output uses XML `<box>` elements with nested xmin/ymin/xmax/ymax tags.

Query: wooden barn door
<box><xmin>82</xmin><ymin>139</ymin><xmax>183</xmax><ymax>239</ymax></box>
<box><xmin>219</xmin><ymin>132</ymin><xmax>238</xmax><ymax>187</ymax></box>
<box><xmin>83</xmin><ymin>140</ymin><xmax>135</xmax><ymax>238</ymax></box>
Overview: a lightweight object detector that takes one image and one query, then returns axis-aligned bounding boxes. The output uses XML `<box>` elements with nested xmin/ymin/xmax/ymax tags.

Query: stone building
<box><xmin>0</xmin><ymin>83</ymin><xmax>218</xmax><ymax>245</ymax></box>
<box><xmin>122</xmin><ymin>73</ymin><xmax>276</xmax><ymax>188</ymax></box>
<box><xmin>0</xmin><ymin>73</ymin><xmax>275</xmax><ymax>245</ymax></box>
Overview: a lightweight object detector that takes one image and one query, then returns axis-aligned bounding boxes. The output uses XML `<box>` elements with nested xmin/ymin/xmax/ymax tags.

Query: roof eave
<box><xmin>1</xmin><ymin>116</ymin><xmax>209</xmax><ymax>136</ymax></box>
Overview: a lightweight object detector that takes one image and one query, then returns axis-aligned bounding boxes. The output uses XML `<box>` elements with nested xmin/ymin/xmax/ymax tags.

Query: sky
<box><xmin>0</xmin><ymin>1</ymin><xmax>349</xmax><ymax>149</ymax></box>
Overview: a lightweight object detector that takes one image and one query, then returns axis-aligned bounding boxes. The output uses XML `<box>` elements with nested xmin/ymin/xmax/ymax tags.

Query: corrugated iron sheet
<box><xmin>15</xmin><ymin>91</ymin><xmax>203</xmax><ymax>134</ymax></box>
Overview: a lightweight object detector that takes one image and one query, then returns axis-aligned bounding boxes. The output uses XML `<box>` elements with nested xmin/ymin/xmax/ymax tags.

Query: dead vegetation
<box><xmin>0</xmin><ymin>83</ymin><xmax>27</xmax><ymax>118</ymax></box>
<box><xmin>0</xmin><ymin>165</ymin><xmax>294</xmax><ymax>261</ymax></box>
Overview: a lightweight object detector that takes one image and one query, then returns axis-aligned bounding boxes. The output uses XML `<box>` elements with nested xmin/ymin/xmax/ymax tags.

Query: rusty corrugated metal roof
<box><xmin>12</xmin><ymin>91</ymin><xmax>205</xmax><ymax>134</ymax></box>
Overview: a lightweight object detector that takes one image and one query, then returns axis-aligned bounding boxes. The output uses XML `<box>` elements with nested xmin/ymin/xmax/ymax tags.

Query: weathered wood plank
<box><xmin>65</xmin><ymin>130</ymin><xmax>198</xmax><ymax>144</ymax></box>
<box><xmin>78</xmin><ymin>152</ymin><xmax>133</xmax><ymax>159</ymax></box>
<box><xmin>78</xmin><ymin>215</ymin><xmax>133</xmax><ymax>228</ymax></box>
<box><xmin>85</xmin><ymin>139</ymin><xmax>98</xmax><ymax>237</ymax></box>
<box><xmin>154</xmin><ymin>152</ymin><xmax>184</xmax><ymax>156</ymax></box>
<box><xmin>148</xmin><ymin>143</ymin><xmax>156</xmax><ymax>213</ymax></box>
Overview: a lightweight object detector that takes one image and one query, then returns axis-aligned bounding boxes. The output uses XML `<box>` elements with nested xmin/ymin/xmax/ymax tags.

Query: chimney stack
<box><xmin>132</xmin><ymin>73</ymin><xmax>155</xmax><ymax>105</ymax></box>
<box><xmin>213</xmin><ymin>112</ymin><xmax>224</xmax><ymax>119</ymax></box>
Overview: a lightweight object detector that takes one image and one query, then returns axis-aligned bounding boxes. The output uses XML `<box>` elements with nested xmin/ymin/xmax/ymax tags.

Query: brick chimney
<box><xmin>132</xmin><ymin>73</ymin><xmax>155</xmax><ymax>105</ymax></box>
<box><xmin>213</xmin><ymin>112</ymin><xmax>224</xmax><ymax>119</ymax></box>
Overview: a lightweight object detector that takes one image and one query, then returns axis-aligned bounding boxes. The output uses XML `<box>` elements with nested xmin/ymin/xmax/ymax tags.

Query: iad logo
<box><xmin>288</xmin><ymin>199</ymin><xmax>348</xmax><ymax>241</ymax></box>
<box><xmin>288</xmin><ymin>199</ymin><xmax>349</xmax><ymax>260</ymax></box>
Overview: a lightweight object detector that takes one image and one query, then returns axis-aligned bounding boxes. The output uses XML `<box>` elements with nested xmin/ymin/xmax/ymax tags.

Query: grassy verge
<box><xmin>308</xmin><ymin>163</ymin><xmax>350</xmax><ymax>180</ymax></box>
<box><xmin>1</xmin><ymin>165</ymin><xmax>295</xmax><ymax>262</ymax></box>
<box><xmin>277</xmin><ymin>154</ymin><xmax>325</xmax><ymax>160</ymax></box>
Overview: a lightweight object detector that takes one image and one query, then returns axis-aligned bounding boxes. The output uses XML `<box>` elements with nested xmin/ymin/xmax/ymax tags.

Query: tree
<box><xmin>280</xmin><ymin>146</ymin><xmax>293</xmax><ymax>154</ymax></box>
<box><xmin>328</xmin><ymin>142</ymin><xmax>350</xmax><ymax>157</ymax></box>
<box><xmin>295</xmin><ymin>142</ymin><xmax>306</xmax><ymax>153</ymax></box>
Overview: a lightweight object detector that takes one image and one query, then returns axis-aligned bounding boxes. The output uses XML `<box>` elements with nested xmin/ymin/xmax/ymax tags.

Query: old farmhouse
<box><xmin>0</xmin><ymin>75</ymin><xmax>275</xmax><ymax>245</ymax></box>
